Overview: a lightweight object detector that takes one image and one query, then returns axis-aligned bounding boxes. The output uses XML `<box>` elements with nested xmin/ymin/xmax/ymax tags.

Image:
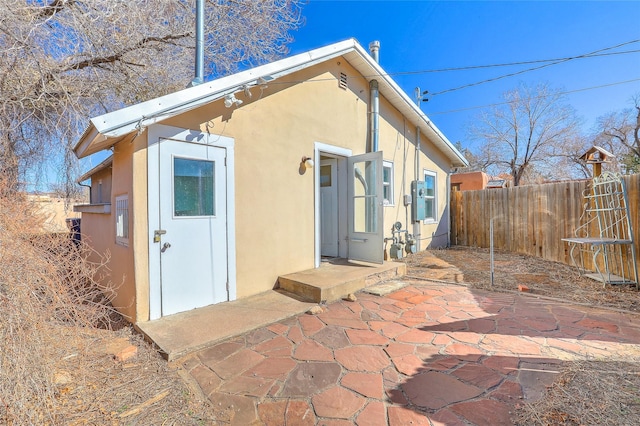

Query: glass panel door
<box><xmin>352</xmin><ymin>160</ymin><xmax>378</xmax><ymax>233</ymax></box>
<box><xmin>347</xmin><ymin>151</ymin><xmax>384</xmax><ymax>264</ymax></box>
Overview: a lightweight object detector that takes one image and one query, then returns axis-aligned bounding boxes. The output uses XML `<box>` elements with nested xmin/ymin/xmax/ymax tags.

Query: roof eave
<box><xmin>77</xmin><ymin>155</ymin><xmax>113</xmax><ymax>182</ymax></box>
<box><xmin>345</xmin><ymin>44</ymin><xmax>468</xmax><ymax>168</ymax></box>
<box><xmin>74</xmin><ymin>123</ymin><xmax>100</xmax><ymax>159</ymax></box>
<box><xmin>75</xmin><ymin>39</ymin><xmax>361</xmax><ymax>157</ymax></box>
<box><xmin>73</xmin><ymin>37</ymin><xmax>468</xmax><ymax>167</ymax></box>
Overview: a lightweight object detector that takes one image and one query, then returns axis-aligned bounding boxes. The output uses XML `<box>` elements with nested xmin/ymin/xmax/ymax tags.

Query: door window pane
<box><xmin>174</xmin><ymin>158</ymin><xmax>215</xmax><ymax>217</ymax></box>
<box><xmin>353</xmin><ymin>160</ymin><xmax>378</xmax><ymax>233</ymax></box>
<box><xmin>320</xmin><ymin>165</ymin><xmax>332</xmax><ymax>187</ymax></box>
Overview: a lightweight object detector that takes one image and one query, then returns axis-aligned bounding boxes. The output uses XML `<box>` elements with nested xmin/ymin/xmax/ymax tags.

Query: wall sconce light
<box><xmin>301</xmin><ymin>156</ymin><xmax>314</xmax><ymax>169</ymax></box>
<box><xmin>224</xmin><ymin>93</ymin><xmax>243</xmax><ymax>108</ymax></box>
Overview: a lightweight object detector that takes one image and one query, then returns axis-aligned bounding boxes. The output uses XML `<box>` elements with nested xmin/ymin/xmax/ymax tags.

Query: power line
<box><xmin>267</xmin><ymin>39</ymin><xmax>640</xmax><ymax>94</ymax></box>
<box><xmin>429</xmin><ymin>39</ymin><xmax>640</xmax><ymax>96</ymax></box>
<box><xmin>426</xmin><ymin>77</ymin><xmax>640</xmax><ymax>116</ymax></box>
<box><xmin>391</xmin><ymin>48</ymin><xmax>640</xmax><ymax>76</ymax></box>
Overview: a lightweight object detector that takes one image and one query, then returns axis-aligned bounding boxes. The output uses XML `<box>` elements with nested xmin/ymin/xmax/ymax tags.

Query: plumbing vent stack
<box><xmin>369</xmin><ymin>41</ymin><xmax>380</xmax><ymax>152</ymax></box>
<box><xmin>191</xmin><ymin>0</ymin><xmax>205</xmax><ymax>86</ymax></box>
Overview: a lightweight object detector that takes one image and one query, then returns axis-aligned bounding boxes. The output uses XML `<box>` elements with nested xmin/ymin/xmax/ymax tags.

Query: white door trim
<box><xmin>320</xmin><ymin>158</ymin><xmax>338</xmax><ymax>257</ymax></box>
<box><xmin>147</xmin><ymin>124</ymin><xmax>236</xmax><ymax>320</ymax></box>
<box><xmin>314</xmin><ymin>142</ymin><xmax>352</xmax><ymax>268</ymax></box>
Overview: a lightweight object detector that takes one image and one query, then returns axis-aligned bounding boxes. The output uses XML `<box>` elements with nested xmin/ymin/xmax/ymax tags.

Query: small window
<box><xmin>173</xmin><ymin>157</ymin><xmax>215</xmax><ymax>217</ymax></box>
<box><xmin>424</xmin><ymin>170</ymin><xmax>437</xmax><ymax>222</ymax></box>
<box><xmin>383</xmin><ymin>161</ymin><xmax>394</xmax><ymax>206</ymax></box>
<box><xmin>115</xmin><ymin>194</ymin><xmax>129</xmax><ymax>246</ymax></box>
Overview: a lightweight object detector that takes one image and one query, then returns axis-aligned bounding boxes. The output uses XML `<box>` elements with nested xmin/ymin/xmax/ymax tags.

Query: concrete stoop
<box><xmin>277</xmin><ymin>259</ymin><xmax>406</xmax><ymax>303</ymax></box>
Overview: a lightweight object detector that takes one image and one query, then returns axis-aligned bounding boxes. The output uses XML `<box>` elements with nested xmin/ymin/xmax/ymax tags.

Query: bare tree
<box><xmin>592</xmin><ymin>94</ymin><xmax>640</xmax><ymax>174</ymax></box>
<box><xmin>0</xmin><ymin>0</ymin><xmax>305</xmax><ymax>195</ymax></box>
<box><xmin>469</xmin><ymin>82</ymin><xmax>581</xmax><ymax>186</ymax></box>
<box><xmin>550</xmin><ymin>135</ymin><xmax>593</xmax><ymax>179</ymax></box>
<box><xmin>451</xmin><ymin>141</ymin><xmax>488</xmax><ymax>173</ymax></box>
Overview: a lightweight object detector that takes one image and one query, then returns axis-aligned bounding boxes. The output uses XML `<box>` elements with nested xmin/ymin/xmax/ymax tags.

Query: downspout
<box><xmin>190</xmin><ymin>0</ymin><xmax>205</xmax><ymax>86</ymax></box>
<box><xmin>414</xmin><ymin>126</ymin><xmax>421</xmax><ymax>251</ymax></box>
<box><xmin>369</xmin><ymin>41</ymin><xmax>380</xmax><ymax>152</ymax></box>
<box><xmin>447</xmin><ymin>173</ymin><xmax>451</xmax><ymax>247</ymax></box>
<box><xmin>78</xmin><ymin>182</ymin><xmax>91</xmax><ymax>204</ymax></box>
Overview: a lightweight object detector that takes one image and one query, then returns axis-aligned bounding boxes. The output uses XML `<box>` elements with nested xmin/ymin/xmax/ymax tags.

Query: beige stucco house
<box><xmin>74</xmin><ymin>39</ymin><xmax>468</xmax><ymax>323</ymax></box>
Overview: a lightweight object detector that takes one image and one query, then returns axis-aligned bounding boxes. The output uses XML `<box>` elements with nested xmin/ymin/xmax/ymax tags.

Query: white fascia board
<box><xmin>380</xmin><ymin>79</ymin><xmax>467</xmax><ymax>168</ymax></box>
<box><xmin>74</xmin><ymin>36</ymin><xmax>467</xmax><ymax>167</ymax></box>
<box><xmin>88</xmin><ymin>39</ymin><xmax>360</xmax><ymax>140</ymax></box>
<box><xmin>77</xmin><ymin>155</ymin><xmax>113</xmax><ymax>183</ymax></box>
<box><xmin>346</xmin><ymin>43</ymin><xmax>468</xmax><ymax>168</ymax></box>
<box><xmin>74</xmin><ymin>124</ymin><xmax>100</xmax><ymax>158</ymax></box>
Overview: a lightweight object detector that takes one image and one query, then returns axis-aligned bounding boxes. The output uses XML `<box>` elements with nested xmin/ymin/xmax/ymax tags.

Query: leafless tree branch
<box><xmin>0</xmin><ymin>0</ymin><xmax>305</xmax><ymax>194</ymax></box>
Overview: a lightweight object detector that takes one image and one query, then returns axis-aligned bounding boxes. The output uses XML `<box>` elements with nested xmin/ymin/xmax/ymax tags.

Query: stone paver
<box><xmin>311</xmin><ymin>386</ymin><xmax>366</xmax><ymax>418</ymax></box>
<box><xmin>402</xmin><ymin>371</ymin><xmax>483</xmax><ymax>410</ymax></box>
<box><xmin>280</xmin><ymin>363</ymin><xmax>342</xmax><ymax>397</ymax></box>
<box><xmin>181</xmin><ymin>280</ymin><xmax>640</xmax><ymax>425</ymax></box>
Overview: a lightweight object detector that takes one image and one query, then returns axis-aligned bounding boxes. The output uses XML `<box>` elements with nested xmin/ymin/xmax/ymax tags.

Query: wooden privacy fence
<box><xmin>450</xmin><ymin>174</ymin><xmax>640</xmax><ymax>274</ymax></box>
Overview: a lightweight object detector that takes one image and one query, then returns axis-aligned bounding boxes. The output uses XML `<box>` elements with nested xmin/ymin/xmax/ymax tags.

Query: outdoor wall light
<box><xmin>301</xmin><ymin>156</ymin><xmax>314</xmax><ymax>169</ymax></box>
<box><xmin>224</xmin><ymin>93</ymin><xmax>242</xmax><ymax>108</ymax></box>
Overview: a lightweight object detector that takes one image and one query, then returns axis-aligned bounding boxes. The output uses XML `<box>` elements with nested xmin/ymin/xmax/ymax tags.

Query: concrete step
<box><xmin>136</xmin><ymin>289</ymin><xmax>316</xmax><ymax>361</ymax></box>
<box><xmin>278</xmin><ymin>259</ymin><xmax>406</xmax><ymax>303</ymax></box>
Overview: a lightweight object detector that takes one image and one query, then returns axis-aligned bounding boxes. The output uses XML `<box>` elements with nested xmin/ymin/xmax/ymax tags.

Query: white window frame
<box><xmin>115</xmin><ymin>194</ymin><xmax>129</xmax><ymax>247</ymax></box>
<box><xmin>423</xmin><ymin>170</ymin><xmax>437</xmax><ymax>223</ymax></box>
<box><xmin>383</xmin><ymin>160</ymin><xmax>394</xmax><ymax>206</ymax></box>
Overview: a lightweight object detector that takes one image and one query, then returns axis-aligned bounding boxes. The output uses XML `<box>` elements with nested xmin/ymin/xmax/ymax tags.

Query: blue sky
<box><xmin>288</xmin><ymin>0</ymin><xmax>640</xmax><ymax>149</ymax></box>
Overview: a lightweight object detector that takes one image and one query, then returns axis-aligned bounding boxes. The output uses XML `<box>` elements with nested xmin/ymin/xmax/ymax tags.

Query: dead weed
<box><xmin>514</xmin><ymin>359</ymin><xmax>640</xmax><ymax>426</ymax></box>
<box><xmin>425</xmin><ymin>246</ymin><xmax>640</xmax><ymax>312</ymax></box>
<box><xmin>0</xmin><ymin>191</ymin><xmax>218</xmax><ymax>425</ymax></box>
<box><xmin>404</xmin><ymin>247</ymin><xmax>640</xmax><ymax>425</ymax></box>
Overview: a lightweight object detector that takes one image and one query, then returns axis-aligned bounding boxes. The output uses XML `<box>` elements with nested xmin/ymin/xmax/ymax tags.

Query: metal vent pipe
<box><xmin>369</xmin><ymin>41</ymin><xmax>380</xmax><ymax>152</ymax></box>
<box><xmin>369</xmin><ymin>40</ymin><xmax>380</xmax><ymax>63</ymax></box>
<box><xmin>191</xmin><ymin>0</ymin><xmax>205</xmax><ymax>86</ymax></box>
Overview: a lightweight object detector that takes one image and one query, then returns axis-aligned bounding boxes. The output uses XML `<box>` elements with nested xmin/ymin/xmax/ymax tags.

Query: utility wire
<box><xmin>391</xmin><ymin>48</ymin><xmax>640</xmax><ymax>76</ymax></box>
<box><xmin>266</xmin><ymin>39</ymin><xmax>640</xmax><ymax>95</ymax></box>
<box><xmin>430</xmin><ymin>39</ymin><xmax>640</xmax><ymax>96</ymax></box>
<box><xmin>426</xmin><ymin>77</ymin><xmax>640</xmax><ymax>116</ymax></box>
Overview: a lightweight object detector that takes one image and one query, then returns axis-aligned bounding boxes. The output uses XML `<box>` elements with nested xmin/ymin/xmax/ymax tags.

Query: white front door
<box><xmin>348</xmin><ymin>151</ymin><xmax>384</xmax><ymax>264</ymax></box>
<box><xmin>158</xmin><ymin>139</ymin><xmax>228</xmax><ymax>316</ymax></box>
<box><xmin>320</xmin><ymin>158</ymin><xmax>338</xmax><ymax>257</ymax></box>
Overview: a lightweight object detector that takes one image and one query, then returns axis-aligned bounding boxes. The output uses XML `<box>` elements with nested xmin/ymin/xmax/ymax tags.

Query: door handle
<box><xmin>161</xmin><ymin>242</ymin><xmax>171</xmax><ymax>253</ymax></box>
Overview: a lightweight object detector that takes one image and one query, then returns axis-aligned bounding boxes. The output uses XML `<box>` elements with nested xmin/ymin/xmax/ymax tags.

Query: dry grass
<box><xmin>514</xmin><ymin>360</ymin><xmax>640</xmax><ymax>426</ymax></box>
<box><xmin>425</xmin><ymin>245</ymin><xmax>640</xmax><ymax>312</ymax></box>
<box><xmin>0</xmin><ymin>190</ymin><xmax>217</xmax><ymax>425</ymax></box>
<box><xmin>404</xmin><ymin>247</ymin><xmax>640</xmax><ymax>425</ymax></box>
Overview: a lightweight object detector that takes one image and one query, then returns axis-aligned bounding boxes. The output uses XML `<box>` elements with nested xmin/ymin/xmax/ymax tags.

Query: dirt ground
<box><xmin>32</xmin><ymin>247</ymin><xmax>640</xmax><ymax>425</ymax></box>
<box><xmin>409</xmin><ymin>245</ymin><xmax>640</xmax><ymax>313</ymax></box>
<box><xmin>404</xmin><ymin>246</ymin><xmax>640</xmax><ymax>425</ymax></box>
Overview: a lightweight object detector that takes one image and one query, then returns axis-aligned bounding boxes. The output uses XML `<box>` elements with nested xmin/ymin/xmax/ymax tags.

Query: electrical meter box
<box><xmin>411</xmin><ymin>180</ymin><xmax>426</xmax><ymax>222</ymax></box>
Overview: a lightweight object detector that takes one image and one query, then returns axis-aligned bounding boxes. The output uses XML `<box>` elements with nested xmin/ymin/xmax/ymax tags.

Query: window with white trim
<box><xmin>383</xmin><ymin>161</ymin><xmax>394</xmax><ymax>206</ymax></box>
<box><xmin>115</xmin><ymin>194</ymin><xmax>129</xmax><ymax>246</ymax></box>
<box><xmin>423</xmin><ymin>170</ymin><xmax>437</xmax><ymax>222</ymax></box>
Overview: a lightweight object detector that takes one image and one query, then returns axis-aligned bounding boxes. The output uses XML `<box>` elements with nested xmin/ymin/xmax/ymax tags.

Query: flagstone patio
<box><xmin>177</xmin><ymin>279</ymin><xmax>640</xmax><ymax>425</ymax></box>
